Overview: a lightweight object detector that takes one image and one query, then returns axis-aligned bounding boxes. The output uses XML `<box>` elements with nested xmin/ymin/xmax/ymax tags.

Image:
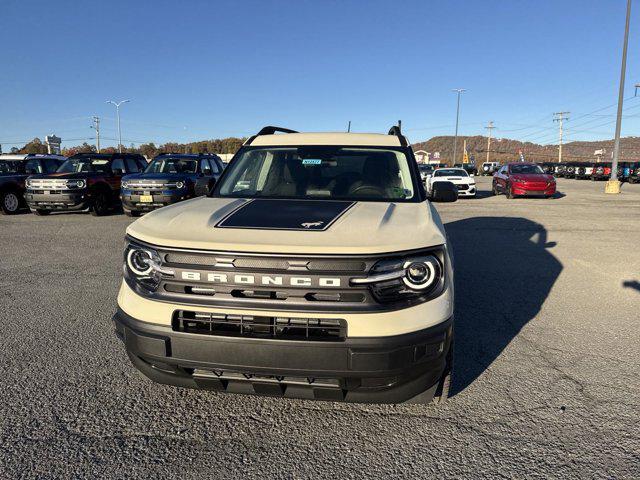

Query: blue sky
<box><xmin>1</xmin><ymin>0</ymin><xmax>639</xmax><ymax>150</ymax></box>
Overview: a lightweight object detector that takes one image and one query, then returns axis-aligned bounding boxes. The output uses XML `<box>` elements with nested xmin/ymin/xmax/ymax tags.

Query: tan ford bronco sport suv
<box><xmin>114</xmin><ymin>125</ymin><xmax>457</xmax><ymax>403</ymax></box>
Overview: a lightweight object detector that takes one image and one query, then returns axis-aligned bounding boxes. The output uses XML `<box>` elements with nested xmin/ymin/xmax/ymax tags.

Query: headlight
<box><xmin>66</xmin><ymin>179</ymin><xmax>86</xmax><ymax>189</ymax></box>
<box><xmin>175</xmin><ymin>181</ymin><xmax>185</xmax><ymax>189</ymax></box>
<box><xmin>124</xmin><ymin>240</ymin><xmax>174</xmax><ymax>292</ymax></box>
<box><xmin>26</xmin><ymin>179</ymin><xmax>32</xmax><ymax>188</ymax></box>
<box><xmin>121</xmin><ymin>180</ymin><xmax>130</xmax><ymax>189</ymax></box>
<box><xmin>350</xmin><ymin>249</ymin><xmax>446</xmax><ymax>305</ymax></box>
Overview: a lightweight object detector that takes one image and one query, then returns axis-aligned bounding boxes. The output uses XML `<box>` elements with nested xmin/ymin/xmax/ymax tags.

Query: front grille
<box><xmin>456</xmin><ymin>184</ymin><xmax>469</xmax><ymax>191</ymax></box>
<box><xmin>128</xmin><ymin>240</ymin><xmax>442</xmax><ymax>312</ymax></box>
<box><xmin>173</xmin><ymin>310</ymin><xmax>346</xmax><ymax>341</ymax></box>
<box><xmin>28</xmin><ymin>179</ymin><xmax>71</xmax><ymax>190</ymax></box>
<box><xmin>125</xmin><ymin>181</ymin><xmax>180</xmax><ymax>190</ymax></box>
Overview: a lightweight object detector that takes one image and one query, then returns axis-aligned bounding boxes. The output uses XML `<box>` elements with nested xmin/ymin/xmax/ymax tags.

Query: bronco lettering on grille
<box><xmin>180</xmin><ymin>271</ymin><xmax>341</xmax><ymax>287</ymax></box>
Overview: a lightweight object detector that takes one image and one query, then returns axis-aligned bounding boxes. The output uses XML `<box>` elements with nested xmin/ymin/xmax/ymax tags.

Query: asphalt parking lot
<box><xmin>1</xmin><ymin>177</ymin><xmax>639</xmax><ymax>479</ymax></box>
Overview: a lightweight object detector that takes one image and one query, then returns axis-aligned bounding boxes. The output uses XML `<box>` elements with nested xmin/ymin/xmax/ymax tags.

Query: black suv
<box><xmin>25</xmin><ymin>153</ymin><xmax>147</xmax><ymax>216</ymax></box>
<box><xmin>120</xmin><ymin>153</ymin><xmax>225</xmax><ymax>216</ymax></box>
<box><xmin>628</xmin><ymin>162</ymin><xmax>640</xmax><ymax>183</ymax></box>
<box><xmin>453</xmin><ymin>163</ymin><xmax>478</xmax><ymax>175</ymax></box>
<box><xmin>0</xmin><ymin>154</ymin><xmax>66</xmax><ymax>214</ymax></box>
<box><xmin>538</xmin><ymin>162</ymin><xmax>556</xmax><ymax>175</ymax></box>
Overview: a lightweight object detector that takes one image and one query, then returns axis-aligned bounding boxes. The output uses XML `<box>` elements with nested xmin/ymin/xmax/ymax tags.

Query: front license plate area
<box><xmin>140</xmin><ymin>195</ymin><xmax>153</xmax><ymax>203</ymax></box>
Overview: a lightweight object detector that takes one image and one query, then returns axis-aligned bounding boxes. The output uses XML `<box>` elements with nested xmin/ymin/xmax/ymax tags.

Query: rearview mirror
<box><xmin>431</xmin><ymin>181</ymin><xmax>458</xmax><ymax>202</ymax></box>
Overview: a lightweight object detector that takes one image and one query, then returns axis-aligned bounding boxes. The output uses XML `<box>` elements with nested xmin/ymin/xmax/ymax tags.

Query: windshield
<box><xmin>58</xmin><ymin>156</ymin><xmax>112</xmax><ymax>173</ymax></box>
<box><xmin>215</xmin><ymin>146</ymin><xmax>417</xmax><ymax>201</ymax></box>
<box><xmin>145</xmin><ymin>157</ymin><xmax>198</xmax><ymax>174</ymax></box>
<box><xmin>510</xmin><ymin>164</ymin><xmax>544</xmax><ymax>174</ymax></box>
<box><xmin>0</xmin><ymin>160</ymin><xmax>23</xmax><ymax>174</ymax></box>
<box><xmin>434</xmin><ymin>169</ymin><xmax>468</xmax><ymax>177</ymax></box>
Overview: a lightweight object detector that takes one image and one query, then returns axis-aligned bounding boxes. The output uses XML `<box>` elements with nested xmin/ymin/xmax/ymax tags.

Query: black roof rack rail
<box><xmin>388</xmin><ymin>123</ymin><xmax>407</xmax><ymax>146</ymax></box>
<box><xmin>257</xmin><ymin>126</ymin><xmax>298</xmax><ymax>136</ymax></box>
<box><xmin>245</xmin><ymin>126</ymin><xmax>298</xmax><ymax>145</ymax></box>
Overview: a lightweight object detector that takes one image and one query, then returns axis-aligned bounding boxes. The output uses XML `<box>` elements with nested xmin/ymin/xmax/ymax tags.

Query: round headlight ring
<box><xmin>127</xmin><ymin>248</ymin><xmax>153</xmax><ymax>276</ymax></box>
<box><xmin>402</xmin><ymin>257</ymin><xmax>439</xmax><ymax>290</ymax></box>
<box><xmin>175</xmin><ymin>181</ymin><xmax>185</xmax><ymax>189</ymax></box>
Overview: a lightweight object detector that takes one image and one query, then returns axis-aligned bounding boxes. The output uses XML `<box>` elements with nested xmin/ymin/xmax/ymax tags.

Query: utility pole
<box><xmin>608</xmin><ymin>0</ymin><xmax>632</xmax><ymax>194</ymax></box>
<box><xmin>485</xmin><ymin>121</ymin><xmax>495</xmax><ymax>163</ymax></box>
<box><xmin>91</xmin><ymin>116</ymin><xmax>101</xmax><ymax>152</ymax></box>
<box><xmin>347</xmin><ymin>120</ymin><xmax>351</xmax><ymax>132</ymax></box>
<box><xmin>451</xmin><ymin>89</ymin><xmax>466</xmax><ymax>165</ymax></box>
<box><xmin>553</xmin><ymin>112</ymin><xmax>570</xmax><ymax>162</ymax></box>
<box><xmin>106</xmin><ymin>99</ymin><xmax>131</xmax><ymax>153</ymax></box>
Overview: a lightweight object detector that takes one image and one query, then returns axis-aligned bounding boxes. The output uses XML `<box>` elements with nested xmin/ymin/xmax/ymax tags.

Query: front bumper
<box><xmin>25</xmin><ymin>190</ymin><xmax>90</xmax><ymax>211</ymax></box>
<box><xmin>121</xmin><ymin>191</ymin><xmax>189</xmax><ymax>212</ymax></box>
<box><xmin>456</xmin><ymin>185</ymin><xmax>476</xmax><ymax>197</ymax></box>
<box><xmin>113</xmin><ymin>308</ymin><xmax>453</xmax><ymax>403</ymax></box>
<box><xmin>512</xmin><ymin>184</ymin><xmax>556</xmax><ymax>196</ymax></box>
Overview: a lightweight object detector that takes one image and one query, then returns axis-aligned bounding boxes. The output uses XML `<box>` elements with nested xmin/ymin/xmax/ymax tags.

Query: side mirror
<box><xmin>470</xmin><ymin>173</ymin><xmax>475</xmax><ymax>177</ymax></box>
<box><xmin>431</xmin><ymin>181</ymin><xmax>458</xmax><ymax>202</ymax></box>
<box><xmin>113</xmin><ymin>168</ymin><xmax>123</xmax><ymax>176</ymax></box>
<box><xmin>194</xmin><ymin>177</ymin><xmax>216</xmax><ymax>197</ymax></box>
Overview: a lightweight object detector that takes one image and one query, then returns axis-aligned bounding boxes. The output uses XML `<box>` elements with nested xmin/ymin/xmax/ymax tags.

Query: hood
<box><xmin>512</xmin><ymin>174</ymin><xmax>554</xmax><ymax>182</ymax></box>
<box><xmin>432</xmin><ymin>176</ymin><xmax>473</xmax><ymax>184</ymax></box>
<box><xmin>28</xmin><ymin>172</ymin><xmax>98</xmax><ymax>180</ymax></box>
<box><xmin>127</xmin><ymin>197</ymin><xmax>446</xmax><ymax>255</ymax></box>
<box><xmin>123</xmin><ymin>172</ymin><xmax>197</xmax><ymax>182</ymax></box>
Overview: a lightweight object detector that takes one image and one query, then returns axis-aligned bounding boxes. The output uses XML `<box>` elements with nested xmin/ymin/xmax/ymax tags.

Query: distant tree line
<box><xmin>9</xmin><ymin>137</ymin><xmax>247</xmax><ymax>158</ymax></box>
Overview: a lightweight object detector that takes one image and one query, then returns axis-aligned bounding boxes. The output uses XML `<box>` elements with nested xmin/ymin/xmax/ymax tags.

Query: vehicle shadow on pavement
<box><xmin>444</xmin><ymin>216</ymin><xmax>563</xmax><ymax>397</ymax></box>
<box><xmin>622</xmin><ymin>280</ymin><xmax>640</xmax><ymax>293</ymax></box>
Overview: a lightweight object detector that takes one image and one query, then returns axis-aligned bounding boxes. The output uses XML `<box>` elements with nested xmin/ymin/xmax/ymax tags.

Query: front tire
<box><xmin>492</xmin><ymin>182</ymin><xmax>499</xmax><ymax>195</ymax></box>
<box><xmin>90</xmin><ymin>190</ymin><xmax>110</xmax><ymax>216</ymax></box>
<box><xmin>0</xmin><ymin>190</ymin><xmax>21</xmax><ymax>215</ymax></box>
<box><xmin>432</xmin><ymin>339</ymin><xmax>454</xmax><ymax>404</ymax></box>
<box><xmin>506</xmin><ymin>184</ymin><xmax>514</xmax><ymax>199</ymax></box>
<box><xmin>34</xmin><ymin>209</ymin><xmax>50</xmax><ymax>216</ymax></box>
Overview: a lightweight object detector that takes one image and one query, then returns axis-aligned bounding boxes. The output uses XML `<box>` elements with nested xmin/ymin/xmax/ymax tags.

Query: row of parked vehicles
<box><xmin>0</xmin><ymin>152</ymin><xmax>226</xmax><ymax>215</ymax></box>
<box><xmin>537</xmin><ymin>161</ymin><xmax>640</xmax><ymax>182</ymax></box>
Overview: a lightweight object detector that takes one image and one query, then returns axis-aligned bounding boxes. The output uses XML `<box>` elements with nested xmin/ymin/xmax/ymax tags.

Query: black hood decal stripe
<box><xmin>215</xmin><ymin>199</ymin><xmax>355</xmax><ymax>231</ymax></box>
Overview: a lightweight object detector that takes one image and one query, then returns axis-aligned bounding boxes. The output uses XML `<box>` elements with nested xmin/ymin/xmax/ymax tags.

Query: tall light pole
<box><xmin>90</xmin><ymin>116</ymin><xmax>101</xmax><ymax>152</ymax></box>
<box><xmin>106</xmin><ymin>99</ymin><xmax>130</xmax><ymax>153</ymax></box>
<box><xmin>452</xmin><ymin>89</ymin><xmax>466</xmax><ymax>165</ymax></box>
<box><xmin>607</xmin><ymin>0</ymin><xmax>632</xmax><ymax>194</ymax></box>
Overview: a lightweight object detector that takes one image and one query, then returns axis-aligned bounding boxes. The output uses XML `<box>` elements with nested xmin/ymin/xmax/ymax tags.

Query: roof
<box><xmin>249</xmin><ymin>132</ymin><xmax>405</xmax><ymax>147</ymax></box>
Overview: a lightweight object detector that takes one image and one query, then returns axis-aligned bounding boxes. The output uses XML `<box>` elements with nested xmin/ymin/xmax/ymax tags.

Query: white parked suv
<box><xmin>480</xmin><ymin>161</ymin><xmax>500</xmax><ymax>176</ymax></box>
<box><xmin>113</xmin><ymin>125</ymin><xmax>457</xmax><ymax>404</ymax></box>
<box><xmin>426</xmin><ymin>167</ymin><xmax>476</xmax><ymax>198</ymax></box>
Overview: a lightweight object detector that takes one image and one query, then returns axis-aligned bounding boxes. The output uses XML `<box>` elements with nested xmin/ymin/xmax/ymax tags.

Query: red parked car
<box><xmin>492</xmin><ymin>162</ymin><xmax>556</xmax><ymax>199</ymax></box>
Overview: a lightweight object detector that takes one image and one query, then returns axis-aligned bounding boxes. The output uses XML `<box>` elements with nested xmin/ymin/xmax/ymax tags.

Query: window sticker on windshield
<box><xmin>92</xmin><ymin>160</ymin><xmax>109</xmax><ymax>165</ymax></box>
<box><xmin>302</xmin><ymin>159</ymin><xmax>322</xmax><ymax>165</ymax></box>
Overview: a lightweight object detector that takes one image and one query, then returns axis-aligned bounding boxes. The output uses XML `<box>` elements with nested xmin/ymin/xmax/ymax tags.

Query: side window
<box><xmin>43</xmin><ymin>158</ymin><xmax>60</xmax><ymax>173</ymax></box>
<box><xmin>125</xmin><ymin>158</ymin><xmax>140</xmax><ymax>173</ymax></box>
<box><xmin>200</xmin><ymin>159</ymin><xmax>212</xmax><ymax>175</ymax></box>
<box><xmin>112</xmin><ymin>158</ymin><xmax>125</xmax><ymax>174</ymax></box>
<box><xmin>209</xmin><ymin>159</ymin><xmax>221</xmax><ymax>174</ymax></box>
<box><xmin>25</xmin><ymin>159</ymin><xmax>42</xmax><ymax>174</ymax></box>
<box><xmin>137</xmin><ymin>158</ymin><xmax>148</xmax><ymax>171</ymax></box>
